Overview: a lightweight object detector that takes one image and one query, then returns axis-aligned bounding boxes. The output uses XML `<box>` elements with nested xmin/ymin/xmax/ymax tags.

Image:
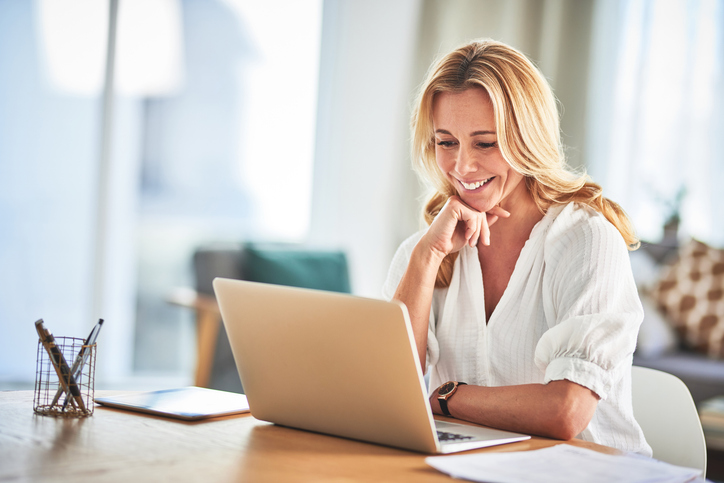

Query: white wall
<box><xmin>310</xmin><ymin>0</ymin><xmax>423</xmax><ymax>297</ymax></box>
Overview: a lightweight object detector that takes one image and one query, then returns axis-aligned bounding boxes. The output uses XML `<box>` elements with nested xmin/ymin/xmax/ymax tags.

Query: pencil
<box><xmin>35</xmin><ymin>319</ymin><xmax>86</xmax><ymax>412</ymax></box>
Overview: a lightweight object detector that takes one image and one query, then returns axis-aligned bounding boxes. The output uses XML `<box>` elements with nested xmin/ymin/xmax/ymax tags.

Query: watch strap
<box><xmin>439</xmin><ymin>397</ymin><xmax>452</xmax><ymax>417</ymax></box>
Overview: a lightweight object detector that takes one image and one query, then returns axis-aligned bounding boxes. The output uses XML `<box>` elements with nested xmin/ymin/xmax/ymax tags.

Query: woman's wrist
<box><xmin>393</xmin><ymin>240</ymin><xmax>444</xmax><ymax>309</ymax></box>
<box><xmin>409</xmin><ymin>242</ymin><xmax>446</xmax><ymax>286</ymax></box>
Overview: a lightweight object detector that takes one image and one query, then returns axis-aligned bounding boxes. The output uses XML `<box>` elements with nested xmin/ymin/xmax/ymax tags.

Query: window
<box><xmin>589</xmin><ymin>0</ymin><xmax>724</xmax><ymax>245</ymax></box>
<box><xmin>0</xmin><ymin>0</ymin><xmax>322</xmax><ymax>386</ymax></box>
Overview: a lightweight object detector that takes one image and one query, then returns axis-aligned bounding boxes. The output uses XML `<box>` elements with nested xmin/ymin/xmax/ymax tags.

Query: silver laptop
<box><xmin>213</xmin><ymin>277</ymin><xmax>530</xmax><ymax>453</ymax></box>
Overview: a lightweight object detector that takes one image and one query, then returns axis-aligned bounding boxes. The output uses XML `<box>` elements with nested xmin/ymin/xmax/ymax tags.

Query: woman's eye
<box><xmin>478</xmin><ymin>142</ymin><xmax>497</xmax><ymax>149</ymax></box>
<box><xmin>436</xmin><ymin>140</ymin><xmax>456</xmax><ymax>147</ymax></box>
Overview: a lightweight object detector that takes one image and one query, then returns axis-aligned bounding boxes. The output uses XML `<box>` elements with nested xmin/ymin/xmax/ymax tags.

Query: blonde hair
<box><xmin>411</xmin><ymin>39</ymin><xmax>638</xmax><ymax>287</ymax></box>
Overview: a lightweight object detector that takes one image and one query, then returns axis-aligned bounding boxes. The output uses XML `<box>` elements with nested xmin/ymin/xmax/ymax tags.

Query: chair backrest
<box><xmin>631</xmin><ymin>365</ymin><xmax>707</xmax><ymax>472</ymax></box>
<box><xmin>193</xmin><ymin>243</ymin><xmax>351</xmax><ymax>295</ymax></box>
<box><xmin>238</xmin><ymin>244</ymin><xmax>351</xmax><ymax>293</ymax></box>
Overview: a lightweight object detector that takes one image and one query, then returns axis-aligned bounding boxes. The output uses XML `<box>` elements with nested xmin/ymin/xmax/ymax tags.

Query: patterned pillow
<box><xmin>651</xmin><ymin>239</ymin><xmax>724</xmax><ymax>358</ymax></box>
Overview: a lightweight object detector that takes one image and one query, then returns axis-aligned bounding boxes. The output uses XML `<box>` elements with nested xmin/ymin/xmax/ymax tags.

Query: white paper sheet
<box><xmin>426</xmin><ymin>444</ymin><xmax>704</xmax><ymax>483</ymax></box>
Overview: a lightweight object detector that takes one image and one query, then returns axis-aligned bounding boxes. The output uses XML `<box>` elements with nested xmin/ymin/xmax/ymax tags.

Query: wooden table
<box><xmin>0</xmin><ymin>391</ymin><xmax>618</xmax><ymax>482</ymax></box>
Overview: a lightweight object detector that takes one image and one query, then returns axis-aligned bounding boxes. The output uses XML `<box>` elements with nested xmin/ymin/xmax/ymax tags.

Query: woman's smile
<box><xmin>458</xmin><ymin>176</ymin><xmax>496</xmax><ymax>191</ymax></box>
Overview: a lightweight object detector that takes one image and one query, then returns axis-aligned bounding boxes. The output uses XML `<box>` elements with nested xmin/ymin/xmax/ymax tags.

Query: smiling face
<box><xmin>432</xmin><ymin>87</ymin><xmax>529</xmax><ymax>213</ymax></box>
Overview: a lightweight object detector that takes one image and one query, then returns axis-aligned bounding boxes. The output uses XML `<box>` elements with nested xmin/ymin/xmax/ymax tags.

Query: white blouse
<box><xmin>383</xmin><ymin>202</ymin><xmax>652</xmax><ymax>455</ymax></box>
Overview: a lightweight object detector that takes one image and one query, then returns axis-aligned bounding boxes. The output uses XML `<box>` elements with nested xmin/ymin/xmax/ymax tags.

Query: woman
<box><xmin>383</xmin><ymin>39</ymin><xmax>651</xmax><ymax>455</ymax></box>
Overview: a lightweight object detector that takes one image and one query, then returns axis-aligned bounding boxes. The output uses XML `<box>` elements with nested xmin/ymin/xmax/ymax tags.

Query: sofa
<box><xmin>630</xmin><ymin>238</ymin><xmax>724</xmax><ymax>406</ymax></box>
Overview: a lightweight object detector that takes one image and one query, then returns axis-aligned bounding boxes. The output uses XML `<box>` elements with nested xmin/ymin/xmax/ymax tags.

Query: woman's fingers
<box><xmin>488</xmin><ymin>205</ymin><xmax>511</xmax><ymax>220</ymax></box>
<box><xmin>483</xmin><ymin>205</ymin><xmax>510</xmax><ymax>240</ymax></box>
<box><xmin>469</xmin><ymin>210</ymin><xmax>484</xmax><ymax>247</ymax></box>
<box><xmin>480</xmin><ymin>210</ymin><xmax>491</xmax><ymax>246</ymax></box>
<box><xmin>476</xmin><ymin>204</ymin><xmax>509</xmax><ymax>246</ymax></box>
<box><xmin>428</xmin><ymin>196</ymin><xmax>482</xmax><ymax>253</ymax></box>
<box><xmin>455</xmin><ymin>205</ymin><xmax>479</xmax><ymax>247</ymax></box>
<box><xmin>452</xmin><ymin>198</ymin><xmax>486</xmax><ymax>248</ymax></box>
<box><xmin>429</xmin><ymin>197</ymin><xmax>512</xmax><ymax>251</ymax></box>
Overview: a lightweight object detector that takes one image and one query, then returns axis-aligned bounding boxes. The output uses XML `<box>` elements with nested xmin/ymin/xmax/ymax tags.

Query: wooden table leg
<box><xmin>195</xmin><ymin>310</ymin><xmax>221</xmax><ymax>388</ymax></box>
<box><xmin>167</xmin><ymin>288</ymin><xmax>222</xmax><ymax>389</ymax></box>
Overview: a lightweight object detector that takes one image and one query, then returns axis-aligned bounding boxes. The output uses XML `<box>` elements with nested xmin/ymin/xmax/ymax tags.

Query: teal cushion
<box><xmin>242</xmin><ymin>245</ymin><xmax>351</xmax><ymax>293</ymax></box>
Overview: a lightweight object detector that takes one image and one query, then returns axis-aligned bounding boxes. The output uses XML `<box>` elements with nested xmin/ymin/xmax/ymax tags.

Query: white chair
<box><xmin>631</xmin><ymin>365</ymin><xmax>707</xmax><ymax>473</ymax></box>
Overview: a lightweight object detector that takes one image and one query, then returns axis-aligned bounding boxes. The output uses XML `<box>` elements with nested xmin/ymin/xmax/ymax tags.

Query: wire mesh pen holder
<box><xmin>33</xmin><ymin>336</ymin><xmax>96</xmax><ymax>417</ymax></box>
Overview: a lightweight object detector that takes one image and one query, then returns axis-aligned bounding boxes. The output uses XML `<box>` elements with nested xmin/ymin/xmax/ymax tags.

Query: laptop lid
<box><xmin>213</xmin><ymin>277</ymin><xmax>529</xmax><ymax>453</ymax></box>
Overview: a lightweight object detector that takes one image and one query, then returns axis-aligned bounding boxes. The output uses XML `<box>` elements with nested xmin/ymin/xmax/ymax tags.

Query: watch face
<box><xmin>438</xmin><ymin>381</ymin><xmax>456</xmax><ymax>397</ymax></box>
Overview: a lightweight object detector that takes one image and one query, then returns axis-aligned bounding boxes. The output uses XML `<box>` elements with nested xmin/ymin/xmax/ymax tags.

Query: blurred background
<box><xmin>1</xmin><ymin>0</ymin><xmax>723</xmax><ymax>390</ymax></box>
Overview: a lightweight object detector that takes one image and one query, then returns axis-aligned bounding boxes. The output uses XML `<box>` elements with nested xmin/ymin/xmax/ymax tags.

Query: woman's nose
<box><xmin>454</xmin><ymin>145</ymin><xmax>477</xmax><ymax>175</ymax></box>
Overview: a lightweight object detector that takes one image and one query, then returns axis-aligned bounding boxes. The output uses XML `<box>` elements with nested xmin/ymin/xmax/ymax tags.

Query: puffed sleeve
<box><xmin>534</xmin><ymin>205</ymin><xmax>643</xmax><ymax>400</ymax></box>
<box><xmin>382</xmin><ymin>230</ymin><xmax>441</xmax><ymax>371</ymax></box>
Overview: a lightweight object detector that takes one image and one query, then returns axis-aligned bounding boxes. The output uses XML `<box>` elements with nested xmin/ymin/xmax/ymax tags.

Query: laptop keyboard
<box><xmin>437</xmin><ymin>430</ymin><xmax>475</xmax><ymax>442</ymax></box>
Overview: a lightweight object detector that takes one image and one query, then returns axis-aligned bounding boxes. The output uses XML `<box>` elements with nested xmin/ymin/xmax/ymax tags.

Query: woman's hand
<box><xmin>422</xmin><ymin>196</ymin><xmax>510</xmax><ymax>258</ymax></box>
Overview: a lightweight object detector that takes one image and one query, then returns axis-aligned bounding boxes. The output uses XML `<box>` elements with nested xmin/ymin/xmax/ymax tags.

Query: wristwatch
<box><xmin>437</xmin><ymin>381</ymin><xmax>467</xmax><ymax>417</ymax></box>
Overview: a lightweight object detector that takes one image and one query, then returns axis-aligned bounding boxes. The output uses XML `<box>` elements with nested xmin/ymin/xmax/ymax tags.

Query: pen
<box><xmin>57</xmin><ymin>319</ymin><xmax>104</xmax><ymax>408</ymax></box>
<box><xmin>35</xmin><ymin>319</ymin><xmax>86</xmax><ymax>412</ymax></box>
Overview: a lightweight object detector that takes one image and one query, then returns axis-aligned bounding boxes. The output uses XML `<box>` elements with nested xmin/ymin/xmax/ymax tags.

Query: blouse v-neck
<box><xmin>466</xmin><ymin>206</ymin><xmax>557</xmax><ymax>326</ymax></box>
